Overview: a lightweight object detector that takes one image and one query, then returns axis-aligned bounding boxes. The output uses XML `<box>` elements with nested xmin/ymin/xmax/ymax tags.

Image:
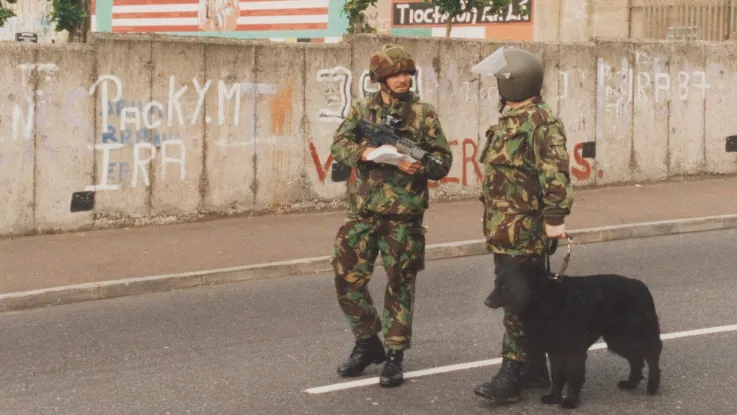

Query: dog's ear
<box><xmin>484</xmin><ymin>284</ymin><xmax>504</xmax><ymax>309</ymax></box>
<box><xmin>487</xmin><ymin>260</ymin><xmax>535</xmax><ymax>313</ymax></box>
<box><xmin>486</xmin><ymin>263</ymin><xmax>532</xmax><ymax>313</ymax></box>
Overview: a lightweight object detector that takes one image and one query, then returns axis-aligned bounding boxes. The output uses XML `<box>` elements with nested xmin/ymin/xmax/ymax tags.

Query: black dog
<box><xmin>486</xmin><ymin>260</ymin><xmax>662</xmax><ymax>409</ymax></box>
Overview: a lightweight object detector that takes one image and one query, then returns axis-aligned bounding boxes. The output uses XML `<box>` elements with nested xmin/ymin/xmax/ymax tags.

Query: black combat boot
<box><xmin>473</xmin><ymin>358</ymin><xmax>524</xmax><ymax>403</ymax></box>
<box><xmin>379</xmin><ymin>349</ymin><xmax>404</xmax><ymax>387</ymax></box>
<box><xmin>520</xmin><ymin>353</ymin><xmax>550</xmax><ymax>389</ymax></box>
<box><xmin>337</xmin><ymin>334</ymin><xmax>386</xmax><ymax>377</ymax></box>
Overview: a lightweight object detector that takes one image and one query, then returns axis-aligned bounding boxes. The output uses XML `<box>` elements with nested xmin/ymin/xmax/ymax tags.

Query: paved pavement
<box><xmin>1</xmin><ymin>229</ymin><xmax>736</xmax><ymax>414</ymax></box>
<box><xmin>1</xmin><ymin>176</ymin><xmax>736</xmax><ymax>295</ymax></box>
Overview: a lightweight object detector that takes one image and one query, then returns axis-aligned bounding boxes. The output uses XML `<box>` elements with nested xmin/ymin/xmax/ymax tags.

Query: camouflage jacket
<box><xmin>331</xmin><ymin>91</ymin><xmax>453</xmax><ymax>220</ymax></box>
<box><xmin>479</xmin><ymin>97</ymin><xmax>574</xmax><ymax>256</ymax></box>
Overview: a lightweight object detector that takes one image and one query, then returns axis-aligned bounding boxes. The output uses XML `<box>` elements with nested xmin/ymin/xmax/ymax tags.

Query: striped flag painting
<box><xmin>111</xmin><ymin>0</ymin><xmax>330</xmax><ymax>33</ymax></box>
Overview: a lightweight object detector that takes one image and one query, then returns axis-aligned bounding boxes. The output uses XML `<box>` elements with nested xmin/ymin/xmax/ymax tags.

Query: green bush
<box><xmin>48</xmin><ymin>0</ymin><xmax>87</xmax><ymax>34</ymax></box>
<box><xmin>0</xmin><ymin>4</ymin><xmax>16</xmax><ymax>28</ymax></box>
<box><xmin>342</xmin><ymin>0</ymin><xmax>377</xmax><ymax>34</ymax></box>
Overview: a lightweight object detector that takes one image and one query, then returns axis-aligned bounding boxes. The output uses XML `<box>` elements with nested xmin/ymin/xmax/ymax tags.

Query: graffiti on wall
<box><xmin>81</xmin><ymin>74</ymin><xmax>292</xmax><ymax>190</ymax></box>
<box><xmin>1</xmin><ymin>64</ymin><xmax>294</xmax><ymax>194</ymax></box>
<box><xmin>311</xmin><ymin>63</ymin><xmax>603</xmax><ymax>186</ymax></box>
<box><xmin>11</xmin><ymin>63</ymin><xmax>60</xmax><ymax>142</ymax></box>
<box><xmin>4</xmin><ymin>51</ymin><xmax>731</xmax><ymax>224</ymax></box>
<box><xmin>598</xmin><ymin>55</ymin><xmax>712</xmax><ymax>119</ymax></box>
<box><xmin>0</xmin><ymin>63</ymin><xmax>64</xmax><ymax>167</ymax></box>
<box><xmin>316</xmin><ymin>66</ymin><xmax>352</xmax><ymax>123</ymax></box>
<box><xmin>3</xmin><ymin>60</ymin><xmax>603</xmax><ymax>195</ymax></box>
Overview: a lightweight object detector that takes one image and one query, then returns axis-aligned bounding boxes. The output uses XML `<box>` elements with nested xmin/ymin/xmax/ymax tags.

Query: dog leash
<box><xmin>546</xmin><ymin>234</ymin><xmax>573</xmax><ymax>282</ymax></box>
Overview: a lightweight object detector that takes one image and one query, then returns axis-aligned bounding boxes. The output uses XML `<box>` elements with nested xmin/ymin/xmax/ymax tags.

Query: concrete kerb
<box><xmin>2</xmin><ymin>214</ymin><xmax>736</xmax><ymax>313</ymax></box>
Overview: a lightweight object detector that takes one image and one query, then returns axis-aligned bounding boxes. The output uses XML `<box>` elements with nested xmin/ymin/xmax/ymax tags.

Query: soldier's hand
<box><xmin>545</xmin><ymin>223</ymin><xmax>566</xmax><ymax>239</ymax></box>
<box><xmin>361</xmin><ymin>147</ymin><xmax>378</xmax><ymax>161</ymax></box>
<box><xmin>398</xmin><ymin>160</ymin><xmax>421</xmax><ymax>174</ymax></box>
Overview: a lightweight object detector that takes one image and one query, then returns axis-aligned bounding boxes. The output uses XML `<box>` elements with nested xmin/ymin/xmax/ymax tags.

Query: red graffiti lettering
<box><xmin>462</xmin><ymin>138</ymin><xmax>483</xmax><ymax>186</ymax></box>
<box><xmin>309</xmin><ymin>140</ymin><xmax>333</xmax><ymax>183</ymax></box>
<box><xmin>571</xmin><ymin>142</ymin><xmax>592</xmax><ymax>180</ymax></box>
<box><xmin>308</xmin><ymin>140</ymin><xmax>356</xmax><ymax>184</ymax></box>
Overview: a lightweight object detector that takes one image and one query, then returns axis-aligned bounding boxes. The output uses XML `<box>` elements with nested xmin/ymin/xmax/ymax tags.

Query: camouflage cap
<box><xmin>369</xmin><ymin>44</ymin><xmax>417</xmax><ymax>83</ymax></box>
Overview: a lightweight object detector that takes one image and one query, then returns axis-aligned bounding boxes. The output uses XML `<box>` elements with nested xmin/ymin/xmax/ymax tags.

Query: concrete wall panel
<box><xmin>34</xmin><ymin>45</ymin><xmax>96</xmax><ymax>232</ymax></box>
<box><xmin>668</xmin><ymin>42</ymin><xmax>706</xmax><ymax>176</ymax></box>
<box><xmin>557</xmin><ymin>43</ymin><xmax>597</xmax><ymax>187</ymax></box>
<box><xmin>303</xmin><ymin>44</ymin><xmax>353</xmax><ymax>201</ymax></box>
<box><xmin>435</xmin><ymin>38</ymin><xmax>482</xmax><ymax>196</ymax></box>
<box><xmin>631</xmin><ymin>42</ymin><xmax>670</xmax><ymax>182</ymax></box>
<box><xmin>704</xmin><ymin>43</ymin><xmax>737</xmax><ymax>174</ymax></box>
<box><xmin>252</xmin><ymin>43</ymin><xmax>307</xmax><ymax>210</ymax></box>
<box><xmin>202</xmin><ymin>41</ymin><xmax>258</xmax><ymax>213</ymax></box>
<box><xmin>594</xmin><ymin>41</ymin><xmax>635</xmax><ymax>185</ymax></box>
<box><xmin>92</xmin><ymin>36</ymin><xmax>153</xmax><ymax>221</ymax></box>
<box><xmin>0</xmin><ymin>45</ymin><xmax>36</xmax><ymax>235</ymax></box>
<box><xmin>149</xmin><ymin>39</ymin><xmax>206</xmax><ymax>216</ymax></box>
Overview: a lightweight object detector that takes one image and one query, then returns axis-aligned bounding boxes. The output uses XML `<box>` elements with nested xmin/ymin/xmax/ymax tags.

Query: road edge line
<box><xmin>2</xmin><ymin>214</ymin><xmax>736</xmax><ymax>313</ymax></box>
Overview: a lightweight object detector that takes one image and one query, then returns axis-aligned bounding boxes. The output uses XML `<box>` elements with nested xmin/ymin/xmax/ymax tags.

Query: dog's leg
<box><xmin>561</xmin><ymin>350</ymin><xmax>587</xmax><ymax>410</ymax></box>
<box><xmin>541</xmin><ymin>351</ymin><xmax>564</xmax><ymax>405</ymax></box>
<box><xmin>605</xmin><ymin>334</ymin><xmax>645</xmax><ymax>390</ymax></box>
<box><xmin>645</xmin><ymin>338</ymin><xmax>663</xmax><ymax>395</ymax></box>
<box><xmin>618</xmin><ymin>352</ymin><xmax>644</xmax><ymax>390</ymax></box>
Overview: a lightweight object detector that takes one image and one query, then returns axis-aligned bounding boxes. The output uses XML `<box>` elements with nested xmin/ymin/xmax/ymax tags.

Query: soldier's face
<box><xmin>385</xmin><ymin>72</ymin><xmax>411</xmax><ymax>93</ymax></box>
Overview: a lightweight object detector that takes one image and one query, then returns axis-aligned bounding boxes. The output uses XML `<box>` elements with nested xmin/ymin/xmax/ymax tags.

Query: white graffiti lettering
<box><xmin>316</xmin><ymin>66</ymin><xmax>352</xmax><ymax>123</ymax></box>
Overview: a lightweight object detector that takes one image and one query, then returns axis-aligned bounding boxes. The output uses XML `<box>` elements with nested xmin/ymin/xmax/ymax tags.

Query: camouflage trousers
<box><xmin>494</xmin><ymin>253</ymin><xmax>545</xmax><ymax>361</ymax></box>
<box><xmin>332</xmin><ymin>215</ymin><xmax>426</xmax><ymax>350</ymax></box>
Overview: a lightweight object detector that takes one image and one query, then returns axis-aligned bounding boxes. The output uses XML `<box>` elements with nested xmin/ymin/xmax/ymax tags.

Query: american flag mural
<box><xmin>109</xmin><ymin>0</ymin><xmax>331</xmax><ymax>34</ymax></box>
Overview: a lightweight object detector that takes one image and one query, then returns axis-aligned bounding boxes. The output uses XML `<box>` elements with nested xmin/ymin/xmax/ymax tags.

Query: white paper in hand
<box><xmin>366</xmin><ymin>145</ymin><xmax>418</xmax><ymax>166</ymax></box>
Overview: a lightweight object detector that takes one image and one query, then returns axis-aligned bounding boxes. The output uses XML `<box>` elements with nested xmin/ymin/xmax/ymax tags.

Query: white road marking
<box><xmin>304</xmin><ymin>323</ymin><xmax>737</xmax><ymax>394</ymax></box>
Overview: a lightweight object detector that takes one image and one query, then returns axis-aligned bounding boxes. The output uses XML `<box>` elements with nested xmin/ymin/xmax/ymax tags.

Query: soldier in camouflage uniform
<box><xmin>331</xmin><ymin>44</ymin><xmax>453</xmax><ymax>388</ymax></box>
<box><xmin>470</xmin><ymin>46</ymin><xmax>574</xmax><ymax>403</ymax></box>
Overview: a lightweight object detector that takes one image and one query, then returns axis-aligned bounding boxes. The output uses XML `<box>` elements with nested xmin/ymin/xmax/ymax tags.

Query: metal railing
<box><xmin>638</xmin><ymin>0</ymin><xmax>737</xmax><ymax>40</ymax></box>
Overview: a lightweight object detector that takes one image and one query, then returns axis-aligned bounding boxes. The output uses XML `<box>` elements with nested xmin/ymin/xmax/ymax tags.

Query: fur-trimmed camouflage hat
<box><xmin>369</xmin><ymin>44</ymin><xmax>416</xmax><ymax>83</ymax></box>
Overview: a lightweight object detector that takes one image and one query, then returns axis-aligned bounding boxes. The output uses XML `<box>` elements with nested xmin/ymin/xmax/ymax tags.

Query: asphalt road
<box><xmin>2</xmin><ymin>229</ymin><xmax>737</xmax><ymax>415</ymax></box>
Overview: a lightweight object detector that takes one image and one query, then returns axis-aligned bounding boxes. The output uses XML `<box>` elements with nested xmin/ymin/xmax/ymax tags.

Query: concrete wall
<box><xmin>1</xmin><ymin>34</ymin><xmax>735</xmax><ymax>237</ymax></box>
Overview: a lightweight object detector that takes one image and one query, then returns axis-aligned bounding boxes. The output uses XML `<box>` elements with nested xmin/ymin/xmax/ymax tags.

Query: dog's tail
<box><xmin>634</xmin><ymin>279</ymin><xmax>662</xmax><ymax>333</ymax></box>
<box><xmin>638</xmin><ymin>280</ymin><xmax>663</xmax><ymax>395</ymax></box>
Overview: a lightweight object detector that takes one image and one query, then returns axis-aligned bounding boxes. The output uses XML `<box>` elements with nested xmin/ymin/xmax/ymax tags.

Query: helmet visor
<box><xmin>471</xmin><ymin>47</ymin><xmax>510</xmax><ymax>79</ymax></box>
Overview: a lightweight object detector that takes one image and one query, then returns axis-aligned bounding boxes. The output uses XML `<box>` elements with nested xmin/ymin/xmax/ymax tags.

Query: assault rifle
<box><xmin>331</xmin><ymin>115</ymin><xmax>443</xmax><ymax>182</ymax></box>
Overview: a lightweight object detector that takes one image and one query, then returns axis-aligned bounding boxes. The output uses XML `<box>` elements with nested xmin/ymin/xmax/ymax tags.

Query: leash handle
<box><xmin>548</xmin><ymin>234</ymin><xmax>573</xmax><ymax>282</ymax></box>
